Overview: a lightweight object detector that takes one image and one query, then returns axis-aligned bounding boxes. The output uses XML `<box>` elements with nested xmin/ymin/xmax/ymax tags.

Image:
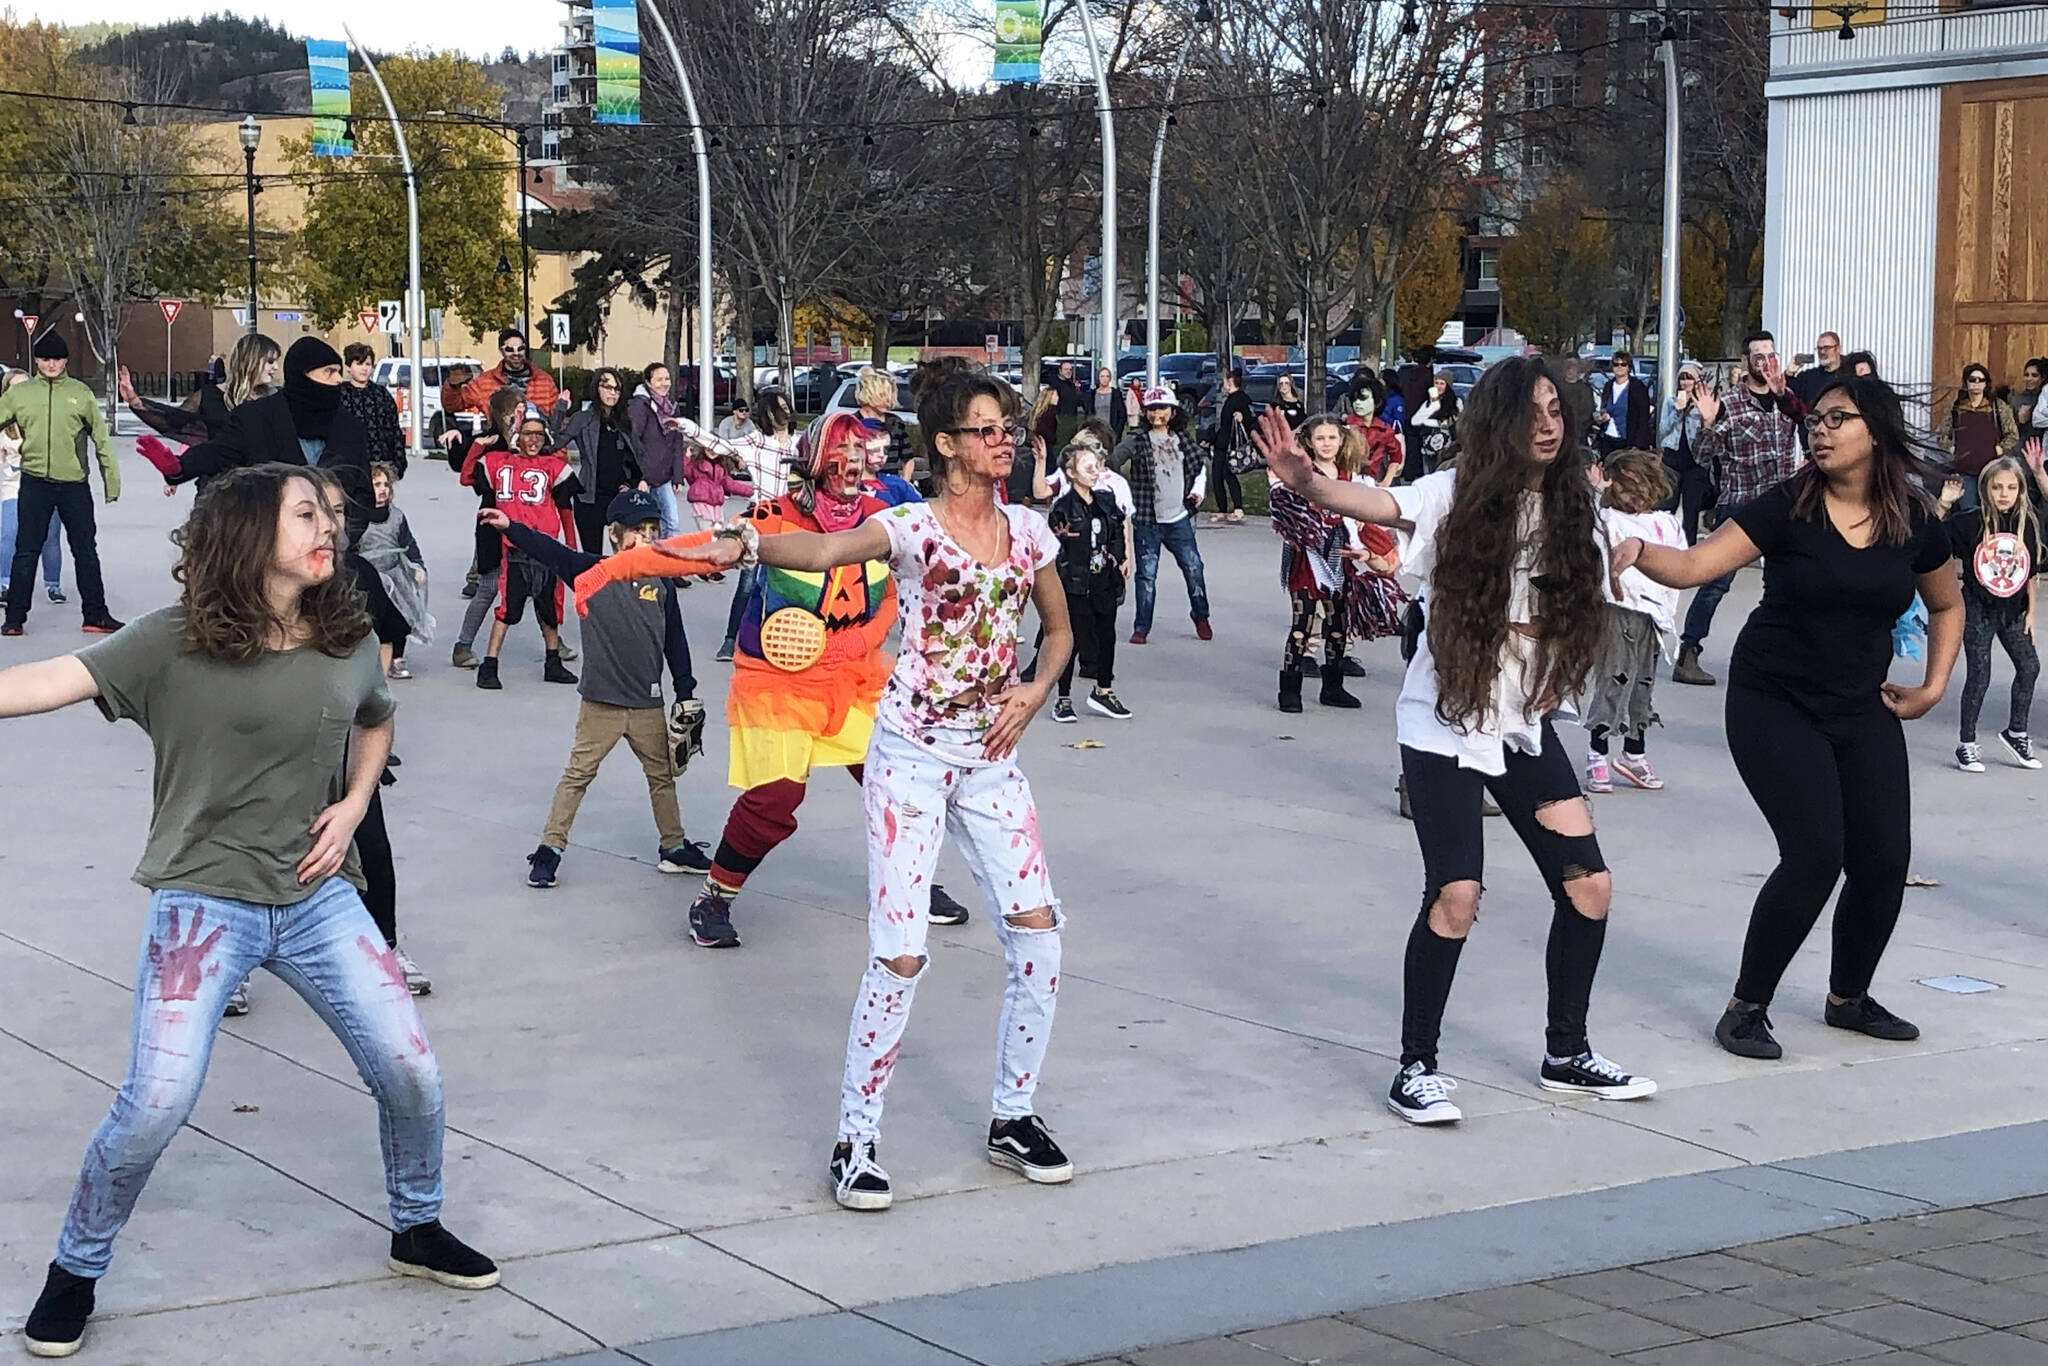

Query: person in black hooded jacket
<box><xmin>166</xmin><ymin>336</ymin><xmax>429</xmax><ymax>1005</ymax></box>
<box><xmin>174</xmin><ymin>338</ymin><xmax>376</xmax><ymax>544</ymax></box>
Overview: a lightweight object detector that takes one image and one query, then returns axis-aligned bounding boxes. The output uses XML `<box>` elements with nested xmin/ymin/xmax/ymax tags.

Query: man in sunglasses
<box><xmin>441</xmin><ymin>328</ymin><xmax>563</xmax><ymax>437</ymax></box>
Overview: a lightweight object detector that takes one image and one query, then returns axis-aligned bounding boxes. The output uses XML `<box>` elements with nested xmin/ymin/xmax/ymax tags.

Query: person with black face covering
<box><xmin>169</xmin><ymin>336</ymin><xmax>429</xmax><ymax>1005</ymax></box>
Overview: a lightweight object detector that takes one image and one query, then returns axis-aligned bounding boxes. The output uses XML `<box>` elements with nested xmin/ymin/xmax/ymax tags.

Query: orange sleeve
<box><xmin>570</xmin><ymin>531</ymin><xmax>723</xmax><ymax>615</ymax></box>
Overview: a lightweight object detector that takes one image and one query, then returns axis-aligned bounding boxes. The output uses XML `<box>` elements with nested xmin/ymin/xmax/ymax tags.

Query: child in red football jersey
<box><xmin>473</xmin><ymin>413</ymin><xmax>580</xmax><ymax>690</ymax></box>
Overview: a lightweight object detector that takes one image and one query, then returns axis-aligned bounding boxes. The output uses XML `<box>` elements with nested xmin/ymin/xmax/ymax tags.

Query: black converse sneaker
<box><xmin>1539</xmin><ymin>1051</ymin><xmax>1657</xmax><ymax>1100</ymax></box>
<box><xmin>1716</xmin><ymin>1003</ymin><xmax>1782</xmax><ymax>1059</ymax></box>
<box><xmin>1957</xmin><ymin>742</ymin><xmax>1985</xmax><ymax>772</ymax></box>
<box><xmin>23</xmin><ymin>1262</ymin><xmax>95</xmax><ymax>1358</ymax></box>
<box><xmin>688</xmin><ymin>892</ymin><xmax>741</xmax><ymax>948</ymax></box>
<box><xmin>388</xmin><ymin>1220</ymin><xmax>500</xmax><ymax>1289</ymax></box>
<box><xmin>2000</xmin><ymin>729</ymin><xmax>2042</xmax><ymax>769</ymax></box>
<box><xmin>831</xmin><ymin>1139</ymin><xmax>893</xmax><ymax>1210</ymax></box>
<box><xmin>987</xmin><ymin>1115</ymin><xmax>1074</xmax><ymax>1183</ymax></box>
<box><xmin>1825</xmin><ymin>994</ymin><xmax>1920</xmax><ymax>1041</ymax></box>
<box><xmin>1387</xmin><ymin>1061</ymin><xmax>1462</xmax><ymax>1124</ymax></box>
<box><xmin>927</xmin><ymin>885</ymin><xmax>971</xmax><ymax>926</ymax></box>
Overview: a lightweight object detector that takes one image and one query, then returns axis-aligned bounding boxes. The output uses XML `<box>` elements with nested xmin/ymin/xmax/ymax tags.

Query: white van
<box><xmin>373</xmin><ymin>356</ymin><xmax>486</xmax><ymax>425</ymax></box>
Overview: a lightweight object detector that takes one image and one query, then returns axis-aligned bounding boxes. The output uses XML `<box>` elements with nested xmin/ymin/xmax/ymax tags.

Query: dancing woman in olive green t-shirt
<box><xmin>0</xmin><ymin>466</ymin><xmax>497</xmax><ymax>1359</ymax></box>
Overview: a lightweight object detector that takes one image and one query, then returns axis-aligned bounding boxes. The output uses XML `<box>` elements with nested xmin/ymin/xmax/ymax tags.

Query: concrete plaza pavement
<box><xmin>2</xmin><ymin>440</ymin><xmax>2045</xmax><ymax>1364</ymax></box>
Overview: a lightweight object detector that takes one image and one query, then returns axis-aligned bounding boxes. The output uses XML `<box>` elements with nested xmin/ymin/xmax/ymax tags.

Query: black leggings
<box><xmin>1210</xmin><ymin>450</ymin><xmax>1243</xmax><ymax>514</ymax></box>
<box><xmin>1725</xmin><ymin>686</ymin><xmax>1909</xmax><ymax>1006</ymax></box>
<box><xmin>354</xmin><ymin>788</ymin><xmax>398</xmax><ymax>948</ymax></box>
<box><xmin>1959</xmin><ymin>595</ymin><xmax>2038</xmax><ymax>743</ymax></box>
<box><xmin>365</xmin><ymin>574</ymin><xmax>409</xmax><ymax>659</ymax></box>
<box><xmin>1398</xmin><ymin>720</ymin><xmax>1610</xmax><ymax>1067</ymax></box>
<box><xmin>1059</xmin><ymin>586</ymin><xmax>1119</xmax><ymax>694</ymax></box>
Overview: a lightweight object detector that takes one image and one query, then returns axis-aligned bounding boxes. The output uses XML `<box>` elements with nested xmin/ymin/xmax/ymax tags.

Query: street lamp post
<box><xmin>1655</xmin><ymin>0</ymin><xmax>1682</xmax><ymax>399</ymax></box>
<box><xmin>1075</xmin><ymin>0</ymin><xmax>1117</xmax><ymax>379</ymax></box>
<box><xmin>345</xmin><ymin>25</ymin><xmax>425</xmax><ymax>457</ymax></box>
<box><xmin>238</xmin><ymin>115</ymin><xmax>260</xmax><ymax>334</ymax></box>
<box><xmin>1144</xmin><ymin>3</ymin><xmax>1211</xmax><ymax>390</ymax></box>
<box><xmin>515</xmin><ymin>126</ymin><xmax>533</xmax><ymax>334</ymax></box>
<box><xmin>641</xmin><ymin>3</ymin><xmax>715</xmax><ymax>433</ymax></box>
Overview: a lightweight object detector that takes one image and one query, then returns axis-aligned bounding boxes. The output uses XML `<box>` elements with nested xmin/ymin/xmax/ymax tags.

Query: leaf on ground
<box><xmin>1064</xmin><ymin>738</ymin><xmax>1105</xmax><ymax>750</ymax></box>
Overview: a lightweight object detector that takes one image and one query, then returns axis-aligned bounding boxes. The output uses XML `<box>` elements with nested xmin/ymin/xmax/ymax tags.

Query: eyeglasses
<box><xmin>597</xmin><ymin>379</ymin><xmax>620</xmax><ymax>389</ymax></box>
<box><xmin>501</xmin><ymin>344</ymin><xmax>526</xmax><ymax>356</ymax></box>
<box><xmin>518</xmin><ymin>426</ymin><xmax>548</xmax><ymax>438</ymax></box>
<box><xmin>1803</xmin><ymin>409</ymin><xmax>1865</xmax><ymax>433</ymax></box>
<box><xmin>948</xmin><ymin>424</ymin><xmax>1016</xmax><ymax>445</ymax></box>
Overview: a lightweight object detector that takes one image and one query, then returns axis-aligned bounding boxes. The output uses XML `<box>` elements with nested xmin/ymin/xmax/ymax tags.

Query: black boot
<box><xmin>24</xmin><ymin>1261</ymin><xmax>96</xmax><ymax>1356</ymax></box>
<box><xmin>543</xmin><ymin>650</ymin><xmax>579</xmax><ymax>685</ymax></box>
<box><xmin>1278</xmin><ymin>667</ymin><xmax>1304</xmax><ymax>713</ymax></box>
<box><xmin>1319</xmin><ymin>661</ymin><xmax>1362</xmax><ymax>708</ymax></box>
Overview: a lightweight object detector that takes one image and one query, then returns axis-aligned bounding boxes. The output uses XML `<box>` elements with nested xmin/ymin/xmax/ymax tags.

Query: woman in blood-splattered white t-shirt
<box><xmin>734</xmin><ymin>369</ymin><xmax>1078</xmax><ymax>1213</ymax></box>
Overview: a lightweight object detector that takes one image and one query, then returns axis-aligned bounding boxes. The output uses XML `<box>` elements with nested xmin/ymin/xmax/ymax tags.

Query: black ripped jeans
<box><xmin>1398</xmin><ymin>720</ymin><xmax>1610</xmax><ymax>1068</ymax></box>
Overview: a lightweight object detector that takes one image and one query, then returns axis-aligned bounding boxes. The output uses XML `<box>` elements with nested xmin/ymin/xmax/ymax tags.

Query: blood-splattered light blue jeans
<box><xmin>54</xmin><ymin>879</ymin><xmax>445</xmax><ymax>1278</ymax></box>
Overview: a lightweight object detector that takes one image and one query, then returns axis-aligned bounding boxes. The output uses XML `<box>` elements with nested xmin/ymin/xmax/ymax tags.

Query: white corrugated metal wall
<box><xmin>1764</xmin><ymin>86</ymin><xmax>1941</xmax><ymax>393</ymax></box>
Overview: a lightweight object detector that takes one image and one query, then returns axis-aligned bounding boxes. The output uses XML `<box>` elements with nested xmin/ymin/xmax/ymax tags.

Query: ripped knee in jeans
<box><xmin>1004</xmin><ymin>905</ymin><xmax>1057</xmax><ymax>931</ymax></box>
<box><xmin>1534</xmin><ymin>798</ymin><xmax>1610</xmax><ymax>918</ymax></box>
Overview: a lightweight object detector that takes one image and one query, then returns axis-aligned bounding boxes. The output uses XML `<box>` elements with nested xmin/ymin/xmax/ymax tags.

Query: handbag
<box><xmin>1225</xmin><ymin>416</ymin><xmax>1263</xmax><ymax>475</ymax></box>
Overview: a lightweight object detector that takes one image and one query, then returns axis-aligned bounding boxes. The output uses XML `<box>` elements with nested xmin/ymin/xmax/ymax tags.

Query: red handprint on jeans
<box><xmin>147</xmin><ymin>906</ymin><xmax>225</xmax><ymax>1003</ymax></box>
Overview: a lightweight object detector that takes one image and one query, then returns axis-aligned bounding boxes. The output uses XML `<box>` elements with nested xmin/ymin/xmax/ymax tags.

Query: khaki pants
<box><xmin>543</xmin><ymin>700</ymin><xmax>687</xmax><ymax>849</ymax></box>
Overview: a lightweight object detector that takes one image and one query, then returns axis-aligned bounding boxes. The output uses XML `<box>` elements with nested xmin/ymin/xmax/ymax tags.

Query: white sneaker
<box><xmin>224</xmin><ymin>980</ymin><xmax>251</xmax><ymax>1017</ymax></box>
<box><xmin>1957</xmin><ymin>743</ymin><xmax>1986</xmax><ymax>773</ymax></box>
<box><xmin>394</xmin><ymin>947</ymin><xmax>432</xmax><ymax>995</ymax></box>
<box><xmin>1387</xmin><ymin>1062</ymin><xmax>1462</xmax><ymax>1125</ymax></box>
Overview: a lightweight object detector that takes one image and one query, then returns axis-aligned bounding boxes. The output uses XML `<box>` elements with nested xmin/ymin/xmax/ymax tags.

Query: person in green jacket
<box><xmin>0</xmin><ymin>331</ymin><xmax>122</xmax><ymax>636</ymax></box>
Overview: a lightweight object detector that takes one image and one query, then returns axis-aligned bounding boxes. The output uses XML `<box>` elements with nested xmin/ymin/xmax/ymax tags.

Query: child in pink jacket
<box><xmin>683</xmin><ymin>446</ymin><xmax>752</xmax><ymax>527</ymax></box>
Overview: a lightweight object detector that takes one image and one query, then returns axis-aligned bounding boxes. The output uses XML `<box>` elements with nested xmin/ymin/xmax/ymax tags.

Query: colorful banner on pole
<box><xmin>307</xmin><ymin>38</ymin><xmax>353</xmax><ymax>157</ymax></box>
<box><xmin>993</xmin><ymin>0</ymin><xmax>1042</xmax><ymax>84</ymax></box>
<box><xmin>592</xmin><ymin>0</ymin><xmax>642</xmax><ymax>125</ymax></box>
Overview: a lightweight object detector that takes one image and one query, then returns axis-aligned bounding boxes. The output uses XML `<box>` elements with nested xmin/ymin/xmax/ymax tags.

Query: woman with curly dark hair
<box><xmin>1</xmin><ymin>466</ymin><xmax>496</xmax><ymax>1358</ymax></box>
<box><xmin>1614</xmin><ymin>376</ymin><xmax>1962</xmax><ymax>1060</ymax></box>
<box><xmin>1256</xmin><ymin>356</ymin><xmax>1656</xmax><ymax>1125</ymax></box>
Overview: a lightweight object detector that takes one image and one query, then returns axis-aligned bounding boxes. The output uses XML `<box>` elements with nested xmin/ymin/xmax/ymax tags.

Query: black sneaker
<box><xmin>659</xmin><ymin>840</ymin><xmax>712</xmax><ymax>873</ymax></box>
<box><xmin>1999</xmin><ymin>729</ymin><xmax>2042</xmax><ymax>770</ymax></box>
<box><xmin>1716</xmin><ymin>1003</ymin><xmax>1783</xmax><ymax>1059</ymax></box>
<box><xmin>79</xmin><ymin>616</ymin><xmax>122</xmax><ymax>635</ymax></box>
<box><xmin>23</xmin><ymin>1261</ymin><xmax>94</xmax><ymax>1358</ymax></box>
<box><xmin>1387</xmin><ymin>1061</ymin><xmax>1462</xmax><ymax>1124</ymax></box>
<box><xmin>0</xmin><ymin>622</ymin><xmax>22</xmax><ymax>637</ymax></box>
<box><xmin>928</xmin><ymin>884</ymin><xmax>970</xmax><ymax>926</ymax></box>
<box><xmin>987</xmin><ymin>1115</ymin><xmax>1074</xmax><ymax>1183</ymax></box>
<box><xmin>831</xmin><ymin>1139</ymin><xmax>892</xmax><ymax>1211</ymax></box>
<box><xmin>1825</xmin><ymin>995</ymin><xmax>1920</xmax><ymax>1042</ymax></box>
<box><xmin>388</xmin><ymin>1219</ymin><xmax>500</xmax><ymax>1290</ymax></box>
<box><xmin>1539</xmin><ymin>1050</ymin><xmax>1658</xmax><ymax>1100</ymax></box>
<box><xmin>1086</xmin><ymin>688</ymin><xmax>1132</xmax><ymax>719</ymax></box>
<box><xmin>543</xmin><ymin>652</ymin><xmax>578</xmax><ymax>685</ymax></box>
<box><xmin>1340</xmin><ymin>654</ymin><xmax>1366</xmax><ymax>677</ymax></box>
<box><xmin>1052</xmin><ymin>697</ymin><xmax>1077</xmax><ymax>724</ymax></box>
<box><xmin>689</xmin><ymin>893</ymin><xmax>741</xmax><ymax>948</ymax></box>
<box><xmin>714</xmin><ymin>637</ymin><xmax>736</xmax><ymax>662</ymax></box>
<box><xmin>46</xmin><ymin>585</ymin><xmax>66</xmax><ymax>604</ymax></box>
<box><xmin>475</xmin><ymin>657</ymin><xmax>502</xmax><ymax>690</ymax></box>
<box><xmin>527</xmin><ymin>844</ymin><xmax>561</xmax><ymax>888</ymax></box>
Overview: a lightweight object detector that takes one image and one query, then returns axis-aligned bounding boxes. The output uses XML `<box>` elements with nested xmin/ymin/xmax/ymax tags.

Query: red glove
<box><xmin>136</xmin><ymin>434</ymin><xmax>183</xmax><ymax>480</ymax></box>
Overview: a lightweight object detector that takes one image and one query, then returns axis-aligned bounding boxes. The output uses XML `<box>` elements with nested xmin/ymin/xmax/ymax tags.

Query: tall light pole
<box><xmin>1076</xmin><ymin>0</ymin><xmax>1117</xmax><ymax>378</ymax></box>
<box><xmin>642</xmin><ymin>3</ymin><xmax>715</xmax><ymax>433</ymax></box>
<box><xmin>238</xmin><ymin>115</ymin><xmax>260</xmax><ymax>334</ymax></box>
<box><xmin>345</xmin><ymin>25</ymin><xmax>424</xmax><ymax>457</ymax></box>
<box><xmin>515</xmin><ymin>125</ymin><xmax>533</xmax><ymax>333</ymax></box>
<box><xmin>1145</xmin><ymin>3</ymin><xmax>1211</xmax><ymax>389</ymax></box>
<box><xmin>1656</xmin><ymin>0</ymin><xmax>1682</xmax><ymax>399</ymax></box>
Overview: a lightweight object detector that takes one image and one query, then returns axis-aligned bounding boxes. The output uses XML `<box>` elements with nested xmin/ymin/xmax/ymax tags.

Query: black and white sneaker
<box><xmin>527</xmin><ymin>844</ymin><xmax>561</xmax><ymax>888</ymax></box>
<box><xmin>688</xmin><ymin>893</ymin><xmax>741</xmax><ymax>948</ymax></box>
<box><xmin>1387</xmin><ymin>1061</ymin><xmax>1462</xmax><ymax>1124</ymax></box>
<box><xmin>388</xmin><ymin>1219</ymin><xmax>499</xmax><ymax>1289</ymax></box>
<box><xmin>1052</xmin><ymin>697</ymin><xmax>1077</xmax><ymax>724</ymax></box>
<box><xmin>1540</xmin><ymin>1051</ymin><xmax>1657</xmax><ymax>1100</ymax></box>
<box><xmin>831</xmin><ymin>1139</ymin><xmax>892</xmax><ymax>1210</ymax></box>
<box><xmin>23</xmin><ymin>1261</ymin><xmax>94</xmax><ymax>1358</ymax></box>
<box><xmin>928</xmin><ymin>884</ymin><xmax>971</xmax><ymax>926</ymax></box>
<box><xmin>2000</xmin><ymin>730</ymin><xmax>2042</xmax><ymax>769</ymax></box>
<box><xmin>224</xmin><ymin>979</ymin><xmax>251</xmax><ymax>1017</ymax></box>
<box><xmin>659</xmin><ymin>840</ymin><xmax>712</xmax><ymax>874</ymax></box>
<box><xmin>987</xmin><ymin>1115</ymin><xmax>1074</xmax><ymax>1183</ymax></box>
<box><xmin>1957</xmin><ymin>742</ymin><xmax>1985</xmax><ymax>773</ymax></box>
<box><xmin>1086</xmin><ymin>688</ymin><xmax>1132</xmax><ymax>719</ymax></box>
<box><xmin>1825</xmin><ymin>994</ymin><xmax>1920</xmax><ymax>1041</ymax></box>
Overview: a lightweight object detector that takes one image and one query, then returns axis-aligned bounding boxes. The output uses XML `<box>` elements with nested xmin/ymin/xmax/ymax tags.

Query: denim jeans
<box><xmin>0</xmin><ymin>496</ymin><xmax>62</xmax><ymax>591</ymax></box>
<box><xmin>724</xmin><ymin>563</ymin><xmax>759</xmax><ymax>641</ymax></box>
<box><xmin>650</xmin><ymin>481</ymin><xmax>684</xmax><ymax>541</ymax></box>
<box><xmin>1132</xmin><ymin>517</ymin><xmax>1209</xmax><ymax>633</ymax></box>
<box><xmin>1680</xmin><ymin>498</ymin><xmax>1748</xmax><ymax>649</ymax></box>
<box><xmin>54</xmin><ymin>879</ymin><xmax>444</xmax><ymax>1277</ymax></box>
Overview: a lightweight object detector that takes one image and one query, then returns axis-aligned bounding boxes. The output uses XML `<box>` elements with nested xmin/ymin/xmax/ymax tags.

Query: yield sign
<box><xmin>19</xmin><ymin>314</ymin><xmax>36</xmax><ymax>334</ymax></box>
<box><xmin>158</xmin><ymin>299</ymin><xmax>184</xmax><ymax>325</ymax></box>
<box><xmin>360</xmin><ymin>310</ymin><xmax>380</xmax><ymax>334</ymax></box>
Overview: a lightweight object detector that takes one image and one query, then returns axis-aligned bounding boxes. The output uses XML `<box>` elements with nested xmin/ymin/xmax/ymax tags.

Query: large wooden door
<box><xmin>1934</xmin><ymin>77</ymin><xmax>2048</xmax><ymax>401</ymax></box>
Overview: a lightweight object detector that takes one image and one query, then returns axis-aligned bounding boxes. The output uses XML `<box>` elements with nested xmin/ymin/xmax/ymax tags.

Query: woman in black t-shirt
<box><xmin>1613</xmin><ymin>377</ymin><xmax>1962</xmax><ymax>1061</ymax></box>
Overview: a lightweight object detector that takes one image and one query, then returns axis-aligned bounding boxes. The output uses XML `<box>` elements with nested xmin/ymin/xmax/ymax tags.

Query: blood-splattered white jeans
<box><xmin>839</xmin><ymin>720</ymin><xmax>1064</xmax><ymax>1144</ymax></box>
<box><xmin>54</xmin><ymin>880</ymin><xmax>444</xmax><ymax>1277</ymax></box>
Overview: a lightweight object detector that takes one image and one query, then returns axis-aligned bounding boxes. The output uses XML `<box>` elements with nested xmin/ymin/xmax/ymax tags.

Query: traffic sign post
<box><xmin>549</xmin><ymin>312</ymin><xmax>570</xmax><ymax>348</ymax></box>
<box><xmin>378</xmin><ymin>299</ymin><xmax>403</xmax><ymax>337</ymax></box>
<box><xmin>359</xmin><ymin>310</ymin><xmax>379</xmax><ymax>335</ymax></box>
<box><xmin>158</xmin><ymin>301</ymin><xmax>184</xmax><ymax>401</ymax></box>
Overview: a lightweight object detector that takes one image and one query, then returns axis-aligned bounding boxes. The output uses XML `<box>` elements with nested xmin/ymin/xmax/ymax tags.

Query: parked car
<box><xmin>1438</xmin><ymin>362</ymin><xmax>1484</xmax><ymax>402</ymax></box>
<box><xmin>1038</xmin><ymin>355</ymin><xmax>1097</xmax><ymax>387</ymax></box>
<box><xmin>820</xmin><ymin>374</ymin><xmax>919</xmax><ymax>471</ymax></box>
<box><xmin>375</xmin><ymin>355</ymin><xmax>486</xmax><ymax>425</ymax></box>
<box><xmin>1579</xmin><ymin>349</ymin><xmax>1662</xmax><ymax>408</ymax></box>
<box><xmin>757</xmin><ymin>362</ymin><xmax>842</xmax><ymax>413</ymax></box>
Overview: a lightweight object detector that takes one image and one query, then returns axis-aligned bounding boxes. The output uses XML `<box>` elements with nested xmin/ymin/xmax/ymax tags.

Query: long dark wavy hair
<box><xmin>173</xmin><ymin>464</ymin><xmax>371</xmax><ymax>662</ymax></box>
<box><xmin>1788</xmin><ymin>376</ymin><xmax>1934</xmax><ymax>548</ymax></box>
<box><xmin>1427</xmin><ymin>356</ymin><xmax>1606</xmax><ymax>730</ymax></box>
<box><xmin>585</xmin><ymin>366</ymin><xmax>630</xmax><ymax>430</ymax></box>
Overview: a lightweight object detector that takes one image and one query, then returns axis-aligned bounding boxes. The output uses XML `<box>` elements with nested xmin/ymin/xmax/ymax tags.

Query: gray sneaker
<box><xmin>224</xmin><ymin>980</ymin><xmax>251</xmax><ymax>1017</ymax></box>
<box><xmin>394</xmin><ymin>946</ymin><xmax>431</xmax><ymax>996</ymax></box>
<box><xmin>451</xmin><ymin>643</ymin><xmax>479</xmax><ymax>670</ymax></box>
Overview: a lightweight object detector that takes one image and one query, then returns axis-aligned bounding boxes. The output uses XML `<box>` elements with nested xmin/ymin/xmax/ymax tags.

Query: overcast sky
<box><xmin>18</xmin><ymin>0</ymin><xmax>566</xmax><ymax>60</ymax></box>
